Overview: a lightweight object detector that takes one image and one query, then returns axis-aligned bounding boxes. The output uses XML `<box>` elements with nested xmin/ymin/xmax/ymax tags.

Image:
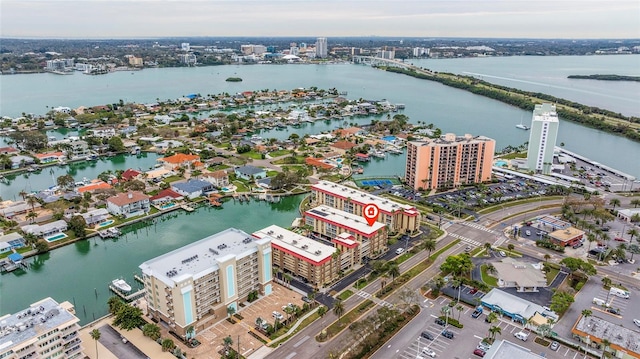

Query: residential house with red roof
<box><xmin>106</xmin><ymin>191</ymin><xmax>150</xmax><ymax>218</ymax></box>
<box><xmin>35</xmin><ymin>152</ymin><xmax>65</xmax><ymax>164</ymax></box>
<box><xmin>158</xmin><ymin>153</ymin><xmax>203</xmax><ymax>171</ymax></box>
<box><xmin>121</xmin><ymin>169</ymin><xmax>141</xmax><ymax>181</ymax></box>
<box><xmin>329</xmin><ymin>140</ymin><xmax>357</xmax><ymax>155</ymax></box>
<box><xmin>149</xmin><ymin>189</ymin><xmax>184</xmax><ymax>205</ymax></box>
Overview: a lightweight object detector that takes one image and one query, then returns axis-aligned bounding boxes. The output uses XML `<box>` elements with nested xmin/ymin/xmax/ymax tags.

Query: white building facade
<box><xmin>526</xmin><ymin>103</ymin><xmax>559</xmax><ymax>174</ymax></box>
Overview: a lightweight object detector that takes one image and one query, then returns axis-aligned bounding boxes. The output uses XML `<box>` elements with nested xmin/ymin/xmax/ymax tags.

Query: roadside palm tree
<box><xmin>388</xmin><ymin>263</ymin><xmax>400</xmax><ymax>282</ymax></box>
<box><xmin>456</xmin><ymin>304</ymin><xmax>464</xmax><ymax>321</ymax></box>
<box><xmin>627</xmin><ymin>228</ymin><xmax>639</xmax><ymax>243</ymax></box>
<box><xmin>424</xmin><ymin>239</ymin><xmax>436</xmax><ymax>257</ymax></box>
<box><xmin>544</xmin><ymin>254</ymin><xmax>551</xmax><ymax>262</ymax></box>
<box><xmin>90</xmin><ymin>329</ymin><xmax>101</xmax><ymax>359</ymax></box>
<box><xmin>630</xmin><ymin>199</ymin><xmax>640</xmax><ymax>208</ymax></box>
<box><xmin>484</xmin><ymin>242</ymin><xmax>492</xmax><ymax>253</ymax></box>
<box><xmin>333</xmin><ymin>300</ymin><xmax>345</xmax><ymax>319</ymax></box>
<box><xmin>486</xmin><ymin>312</ymin><xmax>498</xmax><ymax>324</ymax></box>
<box><xmin>609</xmin><ymin>198</ymin><xmax>621</xmax><ymax>210</ymax></box>
<box><xmin>161</xmin><ymin>338</ymin><xmax>175</xmax><ymax>352</ymax></box>
<box><xmin>488</xmin><ymin>325</ymin><xmax>501</xmax><ymax>342</ymax></box>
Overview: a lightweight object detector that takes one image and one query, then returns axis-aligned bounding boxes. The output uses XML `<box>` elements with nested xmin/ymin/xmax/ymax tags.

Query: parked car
<box><xmin>473</xmin><ymin>348</ymin><xmax>486</xmax><ymax>357</ymax></box>
<box><xmin>633</xmin><ymin>319</ymin><xmax>640</xmax><ymax>327</ymax></box>
<box><xmin>272</xmin><ymin>311</ymin><xmax>284</xmax><ymax>320</ymax></box>
<box><xmin>499</xmin><ymin>251</ymin><xmax>506</xmax><ymax>257</ymax></box>
<box><xmin>469</xmin><ymin>288</ymin><xmax>478</xmax><ymax>294</ymax></box>
<box><xmin>395</xmin><ymin>247</ymin><xmax>405</xmax><ymax>255</ymax></box>
<box><xmin>573</xmin><ymin>242</ymin><xmax>584</xmax><ymax>249</ymax></box>
<box><xmin>302</xmin><ymin>296</ymin><xmax>313</xmax><ymax>303</ymax></box>
<box><xmin>525</xmin><ymin>230</ymin><xmax>531</xmax><ymax>236</ymax></box>
<box><xmin>421</xmin><ymin>331</ymin><xmax>434</xmax><ymax>340</ymax></box>
<box><xmin>421</xmin><ymin>348</ymin><xmax>437</xmax><ymax>357</ymax></box>
<box><xmin>514</xmin><ymin>331</ymin><xmax>529</xmax><ymax>341</ymax></box>
<box><xmin>477</xmin><ymin>342</ymin><xmax>491</xmax><ymax>351</ymax></box>
<box><xmin>441</xmin><ymin>330</ymin><xmax>454</xmax><ymax>339</ymax></box>
<box><xmin>550</xmin><ymin>341</ymin><xmax>559</xmax><ymax>351</ymax></box>
<box><xmin>606</xmin><ymin>307</ymin><xmax>620</xmax><ymax>315</ymax></box>
<box><xmin>434</xmin><ymin>318</ymin><xmax>446</xmax><ymax>326</ymax></box>
<box><xmin>614</xmin><ymin>237</ymin><xmax>627</xmax><ymax>242</ymax></box>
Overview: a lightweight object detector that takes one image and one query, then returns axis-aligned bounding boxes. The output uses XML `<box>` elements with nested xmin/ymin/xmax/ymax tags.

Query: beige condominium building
<box><xmin>310</xmin><ymin>181</ymin><xmax>420</xmax><ymax>234</ymax></box>
<box><xmin>0</xmin><ymin>297</ymin><xmax>84</xmax><ymax>359</ymax></box>
<box><xmin>405</xmin><ymin>133</ymin><xmax>495</xmax><ymax>190</ymax></box>
<box><xmin>253</xmin><ymin>225</ymin><xmax>339</xmax><ymax>288</ymax></box>
<box><xmin>304</xmin><ymin>204</ymin><xmax>388</xmax><ymax>261</ymax></box>
<box><xmin>139</xmin><ymin>228</ymin><xmax>272</xmax><ymax>338</ymax></box>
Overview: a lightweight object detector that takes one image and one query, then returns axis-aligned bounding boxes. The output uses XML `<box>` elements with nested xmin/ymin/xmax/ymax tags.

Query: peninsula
<box><xmin>567</xmin><ymin>74</ymin><xmax>640</xmax><ymax>82</ymax></box>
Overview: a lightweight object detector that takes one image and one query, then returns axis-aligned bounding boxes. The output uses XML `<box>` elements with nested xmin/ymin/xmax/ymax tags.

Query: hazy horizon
<box><xmin>1</xmin><ymin>0</ymin><xmax>639</xmax><ymax>39</ymax></box>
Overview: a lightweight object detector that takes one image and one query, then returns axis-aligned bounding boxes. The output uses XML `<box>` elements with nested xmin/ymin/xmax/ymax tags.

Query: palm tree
<box><xmin>161</xmin><ymin>338</ymin><xmax>175</xmax><ymax>352</ymax></box>
<box><xmin>485</xmin><ymin>312</ymin><xmax>498</xmax><ymax>324</ymax></box>
<box><xmin>142</xmin><ymin>323</ymin><xmax>161</xmax><ymax>341</ymax></box>
<box><xmin>630</xmin><ymin>198</ymin><xmax>640</xmax><ymax>208</ymax></box>
<box><xmin>484</xmin><ymin>242</ymin><xmax>492</xmax><ymax>253</ymax></box>
<box><xmin>387</xmin><ymin>263</ymin><xmax>400</xmax><ymax>282</ymax></box>
<box><xmin>488</xmin><ymin>325</ymin><xmax>502</xmax><ymax>342</ymax></box>
<box><xmin>544</xmin><ymin>254</ymin><xmax>551</xmax><ymax>262</ymax></box>
<box><xmin>600</xmin><ymin>338</ymin><xmax>611</xmax><ymax>359</ymax></box>
<box><xmin>333</xmin><ymin>300</ymin><xmax>345</xmax><ymax>319</ymax></box>
<box><xmin>581</xmin><ymin>309</ymin><xmax>592</xmax><ymax>319</ymax></box>
<box><xmin>609</xmin><ymin>198</ymin><xmax>621</xmax><ymax>210</ymax></box>
<box><xmin>90</xmin><ymin>329</ymin><xmax>101</xmax><ymax>359</ymax></box>
<box><xmin>456</xmin><ymin>304</ymin><xmax>464</xmax><ymax>321</ymax></box>
<box><xmin>424</xmin><ymin>239</ymin><xmax>436</xmax><ymax>257</ymax></box>
<box><xmin>222</xmin><ymin>335</ymin><xmax>233</xmax><ymax>354</ymax></box>
<box><xmin>627</xmin><ymin>228</ymin><xmax>639</xmax><ymax>243</ymax></box>
<box><xmin>26</xmin><ymin>195</ymin><xmax>38</xmax><ymax>213</ymax></box>
<box><xmin>18</xmin><ymin>190</ymin><xmax>27</xmax><ymax>201</ymax></box>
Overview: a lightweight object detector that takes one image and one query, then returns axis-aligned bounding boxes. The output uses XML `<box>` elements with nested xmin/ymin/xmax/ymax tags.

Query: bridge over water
<box><xmin>352</xmin><ymin>56</ymin><xmax>434</xmax><ymax>75</ymax></box>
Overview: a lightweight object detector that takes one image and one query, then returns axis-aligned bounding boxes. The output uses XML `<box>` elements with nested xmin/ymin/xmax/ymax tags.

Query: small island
<box><xmin>226</xmin><ymin>77</ymin><xmax>243</xmax><ymax>82</ymax></box>
<box><xmin>567</xmin><ymin>74</ymin><xmax>640</xmax><ymax>82</ymax></box>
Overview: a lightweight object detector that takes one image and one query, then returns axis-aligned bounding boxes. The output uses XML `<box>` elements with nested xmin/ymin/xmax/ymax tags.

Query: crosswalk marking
<box><xmin>460</xmin><ymin>221</ymin><xmax>498</xmax><ymax>234</ymax></box>
<box><xmin>449</xmin><ymin>232</ymin><xmax>482</xmax><ymax>247</ymax></box>
<box><xmin>356</xmin><ymin>291</ymin><xmax>393</xmax><ymax>308</ymax></box>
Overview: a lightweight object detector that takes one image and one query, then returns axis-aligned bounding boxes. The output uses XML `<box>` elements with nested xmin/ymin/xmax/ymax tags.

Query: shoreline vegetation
<box><xmin>380</xmin><ymin>66</ymin><xmax>640</xmax><ymax>142</ymax></box>
<box><xmin>567</xmin><ymin>74</ymin><xmax>640</xmax><ymax>82</ymax></box>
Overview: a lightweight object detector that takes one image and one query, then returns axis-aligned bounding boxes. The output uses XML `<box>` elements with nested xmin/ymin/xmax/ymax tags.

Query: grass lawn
<box><xmin>215</xmin><ymin>142</ymin><xmax>231</xmax><ymax>149</ymax></box>
<box><xmin>481</xmin><ymin>264</ymin><xmax>499</xmax><ymax>287</ymax></box>
<box><xmin>227</xmin><ymin>156</ymin><xmax>247</xmax><ymax>166</ymax></box>
<box><xmin>319</xmin><ymin>174</ymin><xmax>343</xmax><ymax>182</ymax></box>
<box><xmin>241</xmin><ymin>151</ymin><xmax>264</xmax><ymax>160</ymax></box>
<box><xmin>499</xmin><ymin>152</ymin><xmax>527</xmax><ymax>160</ymax></box>
<box><xmin>208</xmin><ymin>164</ymin><xmax>231</xmax><ymax>171</ymax></box>
<box><xmin>162</xmin><ymin>175</ymin><xmax>184</xmax><ymax>183</ymax></box>
<box><xmin>266</xmin><ymin>170</ymin><xmax>279</xmax><ymax>177</ymax></box>
<box><xmin>546</xmin><ymin>267</ymin><xmax>560</xmax><ymax>285</ymax></box>
<box><xmin>233</xmin><ymin>180</ymin><xmax>250</xmax><ymax>192</ymax></box>
<box><xmin>0</xmin><ymin>245</ymin><xmax>34</xmax><ymax>259</ymax></box>
<box><xmin>337</xmin><ymin>290</ymin><xmax>354</xmax><ymax>300</ymax></box>
<box><xmin>272</xmin><ymin>156</ymin><xmax>306</xmax><ymax>165</ymax></box>
<box><xmin>268</xmin><ymin>150</ymin><xmax>291</xmax><ymax>157</ymax></box>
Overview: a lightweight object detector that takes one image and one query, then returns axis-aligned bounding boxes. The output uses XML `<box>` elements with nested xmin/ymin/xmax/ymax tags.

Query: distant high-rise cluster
<box><xmin>315</xmin><ymin>37</ymin><xmax>328</xmax><ymax>58</ymax></box>
<box><xmin>526</xmin><ymin>103</ymin><xmax>559</xmax><ymax>174</ymax></box>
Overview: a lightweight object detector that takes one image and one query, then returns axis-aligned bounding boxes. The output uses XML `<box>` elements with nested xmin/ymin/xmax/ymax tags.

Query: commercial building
<box><xmin>548</xmin><ymin>227</ymin><xmax>584</xmax><ymax>247</ymax></box>
<box><xmin>304</xmin><ymin>205</ymin><xmax>387</xmax><ymax>260</ymax></box>
<box><xmin>526</xmin><ymin>103</ymin><xmax>559</xmax><ymax>174</ymax></box>
<box><xmin>0</xmin><ymin>297</ymin><xmax>84</xmax><ymax>359</ymax></box>
<box><xmin>315</xmin><ymin>37</ymin><xmax>328</xmax><ymax>58</ymax></box>
<box><xmin>481</xmin><ymin>339</ymin><xmax>547</xmax><ymax>359</ymax></box>
<box><xmin>571</xmin><ymin>315</ymin><xmax>640</xmax><ymax>358</ymax></box>
<box><xmin>405</xmin><ymin>133</ymin><xmax>495</xmax><ymax>190</ymax></box>
<box><xmin>480</xmin><ymin>288</ymin><xmax>557</xmax><ymax>324</ymax></box>
<box><xmin>311</xmin><ymin>181</ymin><xmax>420</xmax><ymax>234</ymax></box>
<box><xmin>139</xmin><ymin>228</ymin><xmax>272</xmax><ymax>338</ymax></box>
<box><xmin>253</xmin><ymin>225</ymin><xmax>339</xmax><ymax>287</ymax></box>
<box><xmin>492</xmin><ymin>258</ymin><xmax>547</xmax><ymax>292</ymax></box>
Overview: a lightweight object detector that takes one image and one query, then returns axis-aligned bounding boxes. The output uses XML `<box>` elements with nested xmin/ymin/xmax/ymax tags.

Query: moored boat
<box><xmin>112</xmin><ymin>279</ymin><xmax>132</xmax><ymax>292</ymax></box>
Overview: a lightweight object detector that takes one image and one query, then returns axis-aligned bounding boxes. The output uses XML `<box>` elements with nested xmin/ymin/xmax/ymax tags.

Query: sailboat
<box><xmin>516</xmin><ymin>116</ymin><xmax>530</xmax><ymax>130</ymax></box>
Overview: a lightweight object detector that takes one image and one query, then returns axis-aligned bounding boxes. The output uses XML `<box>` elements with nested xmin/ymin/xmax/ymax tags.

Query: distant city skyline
<box><xmin>1</xmin><ymin>0</ymin><xmax>638</xmax><ymax>39</ymax></box>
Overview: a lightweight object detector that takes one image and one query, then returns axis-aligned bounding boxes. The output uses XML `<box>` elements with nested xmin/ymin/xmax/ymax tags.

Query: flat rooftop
<box><xmin>253</xmin><ymin>225</ymin><xmax>336</xmax><ymax>265</ymax></box>
<box><xmin>306</xmin><ymin>205</ymin><xmax>386</xmax><ymax>236</ymax></box>
<box><xmin>492</xmin><ymin>258</ymin><xmax>547</xmax><ymax>288</ymax></box>
<box><xmin>537</xmin><ymin>215</ymin><xmax>571</xmax><ymax>230</ymax></box>
<box><xmin>140</xmin><ymin>228</ymin><xmax>269</xmax><ymax>286</ymax></box>
<box><xmin>549</xmin><ymin>227</ymin><xmax>584</xmax><ymax>242</ymax></box>
<box><xmin>312</xmin><ymin>181</ymin><xmax>417</xmax><ymax>215</ymax></box>
<box><xmin>573</xmin><ymin>315</ymin><xmax>640</xmax><ymax>354</ymax></box>
<box><xmin>484</xmin><ymin>339</ymin><xmax>546</xmax><ymax>359</ymax></box>
<box><xmin>0</xmin><ymin>297</ymin><xmax>78</xmax><ymax>352</ymax></box>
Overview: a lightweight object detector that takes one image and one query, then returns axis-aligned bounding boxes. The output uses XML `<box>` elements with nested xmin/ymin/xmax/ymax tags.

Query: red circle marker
<box><xmin>363</xmin><ymin>204</ymin><xmax>380</xmax><ymax>227</ymax></box>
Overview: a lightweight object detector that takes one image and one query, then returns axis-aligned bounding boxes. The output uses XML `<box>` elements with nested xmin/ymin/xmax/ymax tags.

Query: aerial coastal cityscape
<box><xmin>1</xmin><ymin>3</ymin><xmax>640</xmax><ymax>359</ymax></box>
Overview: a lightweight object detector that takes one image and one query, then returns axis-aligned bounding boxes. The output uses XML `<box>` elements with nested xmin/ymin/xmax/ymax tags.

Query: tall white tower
<box><xmin>315</xmin><ymin>37</ymin><xmax>328</xmax><ymax>58</ymax></box>
<box><xmin>526</xmin><ymin>103</ymin><xmax>559</xmax><ymax>174</ymax></box>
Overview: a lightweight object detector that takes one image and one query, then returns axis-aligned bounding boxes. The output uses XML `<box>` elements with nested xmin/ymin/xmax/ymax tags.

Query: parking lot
<box><xmin>196</xmin><ymin>283</ymin><xmax>304</xmax><ymax>358</ymax></box>
<box><xmin>392</xmin><ymin>296</ymin><xmax>589</xmax><ymax>359</ymax></box>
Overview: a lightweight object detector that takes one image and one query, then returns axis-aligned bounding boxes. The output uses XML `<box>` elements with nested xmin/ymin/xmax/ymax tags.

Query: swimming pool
<box><xmin>160</xmin><ymin>203</ymin><xmax>176</xmax><ymax>210</ymax></box>
<box><xmin>45</xmin><ymin>233</ymin><xmax>68</xmax><ymax>242</ymax></box>
<box><xmin>98</xmin><ymin>220</ymin><xmax>115</xmax><ymax>227</ymax></box>
<box><xmin>336</xmin><ymin>158</ymin><xmax>343</xmax><ymax>163</ymax></box>
<box><xmin>495</xmin><ymin>160</ymin><xmax>508</xmax><ymax>167</ymax></box>
<box><xmin>382</xmin><ymin>136</ymin><xmax>396</xmax><ymax>142</ymax></box>
<box><xmin>221</xmin><ymin>185</ymin><xmax>237</xmax><ymax>193</ymax></box>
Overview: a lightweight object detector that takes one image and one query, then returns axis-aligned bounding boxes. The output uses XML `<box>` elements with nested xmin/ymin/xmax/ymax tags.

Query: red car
<box><xmin>473</xmin><ymin>348</ymin><xmax>486</xmax><ymax>357</ymax></box>
<box><xmin>614</xmin><ymin>237</ymin><xmax>628</xmax><ymax>242</ymax></box>
<box><xmin>469</xmin><ymin>288</ymin><xmax>478</xmax><ymax>294</ymax></box>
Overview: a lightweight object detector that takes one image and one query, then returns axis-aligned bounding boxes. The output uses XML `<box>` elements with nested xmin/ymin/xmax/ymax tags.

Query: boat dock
<box><xmin>108</xmin><ymin>275</ymin><xmax>145</xmax><ymax>302</ymax></box>
<box><xmin>98</xmin><ymin>227</ymin><xmax>121</xmax><ymax>239</ymax></box>
<box><xmin>181</xmin><ymin>204</ymin><xmax>194</xmax><ymax>212</ymax></box>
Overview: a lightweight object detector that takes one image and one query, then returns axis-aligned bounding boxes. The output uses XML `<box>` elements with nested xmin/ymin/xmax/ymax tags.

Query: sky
<box><xmin>1</xmin><ymin>0</ymin><xmax>639</xmax><ymax>39</ymax></box>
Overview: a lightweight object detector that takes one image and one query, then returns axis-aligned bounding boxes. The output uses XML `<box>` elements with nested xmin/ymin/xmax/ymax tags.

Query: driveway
<box><xmin>98</xmin><ymin>324</ymin><xmax>149</xmax><ymax>359</ymax></box>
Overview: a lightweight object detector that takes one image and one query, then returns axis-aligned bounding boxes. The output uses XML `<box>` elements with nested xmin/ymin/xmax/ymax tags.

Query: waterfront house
<box><xmin>154</xmin><ymin>114</ymin><xmax>174</xmax><ymax>124</ymax></box>
<box><xmin>89</xmin><ymin>127</ymin><xmax>116</xmax><ymax>139</ymax></box>
<box><xmin>0</xmin><ymin>201</ymin><xmax>36</xmax><ymax>219</ymax></box>
<box><xmin>21</xmin><ymin>220</ymin><xmax>68</xmax><ymax>238</ymax></box>
<box><xmin>0</xmin><ymin>232</ymin><xmax>26</xmax><ymax>253</ymax></box>
<box><xmin>121</xmin><ymin>168</ymin><xmax>141</xmax><ymax>181</ymax></box>
<box><xmin>234</xmin><ymin>165</ymin><xmax>266</xmax><ymax>181</ymax></box>
<box><xmin>68</xmin><ymin>139</ymin><xmax>91</xmax><ymax>159</ymax></box>
<box><xmin>0</xmin><ymin>146</ymin><xmax>18</xmax><ymax>155</ymax></box>
<box><xmin>75</xmin><ymin>208</ymin><xmax>110</xmax><ymax>226</ymax></box>
<box><xmin>35</xmin><ymin>152</ymin><xmax>65</xmax><ymax>163</ymax></box>
<box><xmin>106</xmin><ymin>191</ymin><xmax>150</xmax><ymax>218</ymax></box>
<box><xmin>10</xmin><ymin>155</ymin><xmax>35</xmax><ymax>169</ymax></box>
<box><xmin>329</xmin><ymin>140</ymin><xmax>357</xmax><ymax>155</ymax></box>
<box><xmin>256</xmin><ymin>177</ymin><xmax>272</xmax><ymax>189</ymax></box>
<box><xmin>171</xmin><ymin>179</ymin><xmax>214</xmax><ymax>199</ymax></box>
<box><xmin>155</xmin><ymin>140</ymin><xmax>184</xmax><ymax>151</ymax></box>
<box><xmin>76</xmin><ymin>180</ymin><xmax>112</xmax><ymax>194</ymax></box>
<box><xmin>158</xmin><ymin>153</ymin><xmax>202</xmax><ymax>171</ymax></box>
<box><xmin>201</xmin><ymin>170</ymin><xmax>230</xmax><ymax>188</ymax></box>
<box><xmin>333</xmin><ymin>127</ymin><xmax>363</xmax><ymax>139</ymax></box>
<box><xmin>150</xmin><ymin>188</ymin><xmax>184</xmax><ymax>205</ymax></box>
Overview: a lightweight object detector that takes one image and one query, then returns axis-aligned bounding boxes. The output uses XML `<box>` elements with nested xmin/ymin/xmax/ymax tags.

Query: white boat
<box><xmin>371</xmin><ymin>150</ymin><xmax>386</xmax><ymax>158</ymax></box>
<box><xmin>112</xmin><ymin>279</ymin><xmax>132</xmax><ymax>292</ymax></box>
<box><xmin>515</xmin><ymin>124</ymin><xmax>530</xmax><ymax>130</ymax></box>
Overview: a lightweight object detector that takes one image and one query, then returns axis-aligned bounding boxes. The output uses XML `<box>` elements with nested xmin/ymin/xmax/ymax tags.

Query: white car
<box><xmin>395</xmin><ymin>247</ymin><xmax>405</xmax><ymax>255</ymax></box>
<box><xmin>634</xmin><ymin>319</ymin><xmax>640</xmax><ymax>327</ymax></box>
<box><xmin>421</xmin><ymin>348</ymin><xmax>437</xmax><ymax>357</ymax></box>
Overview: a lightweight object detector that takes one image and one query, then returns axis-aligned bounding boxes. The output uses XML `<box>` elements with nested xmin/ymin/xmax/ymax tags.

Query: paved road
<box><xmin>98</xmin><ymin>324</ymin><xmax>149</xmax><ymax>359</ymax></box>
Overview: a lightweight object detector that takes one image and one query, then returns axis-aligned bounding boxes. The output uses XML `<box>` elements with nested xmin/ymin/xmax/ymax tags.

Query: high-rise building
<box><xmin>0</xmin><ymin>298</ymin><xmax>84</xmax><ymax>359</ymax></box>
<box><xmin>139</xmin><ymin>228</ymin><xmax>272</xmax><ymax>338</ymax></box>
<box><xmin>526</xmin><ymin>103</ymin><xmax>559</xmax><ymax>174</ymax></box>
<box><xmin>253</xmin><ymin>225</ymin><xmax>339</xmax><ymax>287</ymax></box>
<box><xmin>315</xmin><ymin>37</ymin><xmax>328</xmax><ymax>58</ymax></box>
<box><xmin>310</xmin><ymin>181</ymin><xmax>421</xmax><ymax>234</ymax></box>
<box><xmin>405</xmin><ymin>133</ymin><xmax>495</xmax><ymax>190</ymax></box>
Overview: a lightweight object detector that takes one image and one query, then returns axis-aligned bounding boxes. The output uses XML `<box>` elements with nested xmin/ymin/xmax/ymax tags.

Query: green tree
<box><xmin>550</xmin><ymin>291</ymin><xmax>575</xmax><ymax>314</ymax></box>
<box><xmin>35</xmin><ymin>239</ymin><xmax>49</xmax><ymax>253</ymax></box>
<box><xmin>142</xmin><ymin>323</ymin><xmax>161</xmax><ymax>341</ymax></box>
<box><xmin>113</xmin><ymin>303</ymin><xmax>145</xmax><ymax>330</ymax></box>
<box><xmin>317</xmin><ymin>306</ymin><xmax>327</xmax><ymax>317</ymax></box>
<box><xmin>333</xmin><ymin>299</ymin><xmax>345</xmax><ymax>319</ymax></box>
<box><xmin>440</xmin><ymin>254</ymin><xmax>473</xmax><ymax>277</ymax></box>
<box><xmin>68</xmin><ymin>215</ymin><xmax>87</xmax><ymax>238</ymax></box>
<box><xmin>488</xmin><ymin>325</ymin><xmax>502</xmax><ymax>341</ymax></box>
<box><xmin>387</xmin><ymin>263</ymin><xmax>400</xmax><ymax>282</ymax></box>
<box><xmin>161</xmin><ymin>338</ymin><xmax>175</xmax><ymax>352</ymax></box>
<box><xmin>107</xmin><ymin>136</ymin><xmax>126</xmax><ymax>152</ymax></box>
<box><xmin>222</xmin><ymin>335</ymin><xmax>233</xmax><ymax>354</ymax></box>
<box><xmin>630</xmin><ymin>199</ymin><xmax>640</xmax><ymax>208</ymax></box>
<box><xmin>485</xmin><ymin>312</ymin><xmax>498</xmax><ymax>324</ymax></box>
<box><xmin>90</xmin><ymin>329</ymin><xmax>101</xmax><ymax>359</ymax></box>
<box><xmin>57</xmin><ymin>174</ymin><xmax>76</xmax><ymax>190</ymax></box>
<box><xmin>423</xmin><ymin>238</ymin><xmax>436</xmax><ymax>257</ymax></box>
<box><xmin>581</xmin><ymin>309</ymin><xmax>592</xmax><ymax>319</ymax></box>
<box><xmin>608</xmin><ymin>198</ymin><xmax>621</xmax><ymax>210</ymax></box>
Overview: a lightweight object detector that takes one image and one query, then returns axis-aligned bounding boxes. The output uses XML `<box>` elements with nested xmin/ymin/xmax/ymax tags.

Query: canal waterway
<box><xmin>0</xmin><ymin>195</ymin><xmax>303</xmax><ymax>324</ymax></box>
<box><xmin>0</xmin><ymin>152</ymin><xmax>161</xmax><ymax>201</ymax></box>
<box><xmin>2</xmin><ymin>58</ymin><xmax>638</xmax><ymax>177</ymax></box>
